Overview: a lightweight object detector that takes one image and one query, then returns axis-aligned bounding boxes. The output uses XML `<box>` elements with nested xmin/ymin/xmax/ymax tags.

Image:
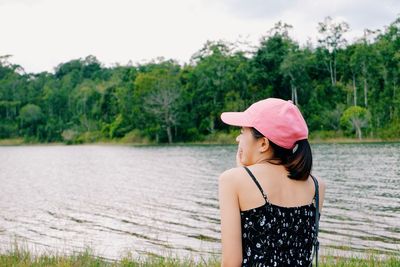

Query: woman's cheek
<box><xmin>241</xmin><ymin>150</ymin><xmax>249</xmax><ymax>165</ymax></box>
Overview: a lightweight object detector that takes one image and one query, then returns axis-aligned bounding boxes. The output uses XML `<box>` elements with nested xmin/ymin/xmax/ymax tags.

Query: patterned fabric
<box><xmin>240</xmin><ymin>167</ymin><xmax>320</xmax><ymax>267</ymax></box>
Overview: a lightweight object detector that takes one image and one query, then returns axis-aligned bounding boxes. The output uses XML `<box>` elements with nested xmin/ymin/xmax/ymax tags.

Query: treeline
<box><xmin>0</xmin><ymin>16</ymin><xmax>399</xmax><ymax>144</ymax></box>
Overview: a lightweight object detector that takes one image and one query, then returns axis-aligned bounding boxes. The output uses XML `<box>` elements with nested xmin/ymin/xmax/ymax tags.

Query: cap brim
<box><xmin>220</xmin><ymin>112</ymin><xmax>253</xmax><ymax>127</ymax></box>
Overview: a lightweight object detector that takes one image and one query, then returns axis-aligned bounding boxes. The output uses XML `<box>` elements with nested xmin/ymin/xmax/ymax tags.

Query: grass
<box><xmin>0</xmin><ymin>244</ymin><xmax>399</xmax><ymax>267</ymax></box>
<box><xmin>321</xmin><ymin>254</ymin><xmax>400</xmax><ymax>267</ymax></box>
<box><xmin>0</xmin><ymin>138</ymin><xmax>26</xmax><ymax>146</ymax></box>
<box><xmin>0</xmin><ymin>246</ymin><xmax>220</xmax><ymax>267</ymax></box>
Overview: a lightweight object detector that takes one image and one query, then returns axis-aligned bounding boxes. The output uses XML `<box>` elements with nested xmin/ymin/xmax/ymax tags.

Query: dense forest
<box><xmin>0</xmin><ymin>16</ymin><xmax>399</xmax><ymax>144</ymax></box>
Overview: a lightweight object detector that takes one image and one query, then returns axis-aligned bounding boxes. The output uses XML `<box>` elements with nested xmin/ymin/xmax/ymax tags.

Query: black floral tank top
<box><xmin>240</xmin><ymin>166</ymin><xmax>320</xmax><ymax>267</ymax></box>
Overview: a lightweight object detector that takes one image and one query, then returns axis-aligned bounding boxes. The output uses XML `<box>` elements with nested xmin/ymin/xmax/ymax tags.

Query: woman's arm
<box><xmin>317</xmin><ymin>176</ymin><xmax>327</xmax><ymax>212</ymax></box>
<box><xmin>218</xmin><ymin>168</ymin><xmax>243</xmax><ymax>267</ymax></box>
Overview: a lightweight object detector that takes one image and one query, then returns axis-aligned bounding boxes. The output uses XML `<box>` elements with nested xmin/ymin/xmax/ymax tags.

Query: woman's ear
<box><xmin>259</xmin><ymin>137</ymin><xmax>269</xmax><ymax>153</ymax></box>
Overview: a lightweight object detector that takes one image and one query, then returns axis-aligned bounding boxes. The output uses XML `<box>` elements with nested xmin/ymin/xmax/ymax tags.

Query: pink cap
<box><xmin>220</xmin><ymin>98</ymin><xmax>308</xmax><ymax>149</ymax></box>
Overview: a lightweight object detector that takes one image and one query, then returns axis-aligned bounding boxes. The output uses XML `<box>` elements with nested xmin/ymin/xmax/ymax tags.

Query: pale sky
<box><xmin>1</xmin><ymin>0</ymin><xmax>399</xmax><ymax>74</ymax></box>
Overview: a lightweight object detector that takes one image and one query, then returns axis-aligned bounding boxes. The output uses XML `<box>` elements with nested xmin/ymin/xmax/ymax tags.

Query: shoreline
<box><xmin>1</xmin><ymin>137</ymin><xmax>400</xmax><ymax>146</ymax></box>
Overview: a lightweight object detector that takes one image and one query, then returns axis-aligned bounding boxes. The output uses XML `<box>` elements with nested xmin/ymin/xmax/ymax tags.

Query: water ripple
<box><xmin>0</xmin><ymin>143</ymin><xmax>399</xmax><ymax>260</ymax></box>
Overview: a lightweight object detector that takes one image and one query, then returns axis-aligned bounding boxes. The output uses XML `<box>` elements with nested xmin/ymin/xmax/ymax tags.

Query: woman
<box><xmin>218</xmin><ymin>98</ymin><xmax>326</xmax><ymax>267</ymax></box>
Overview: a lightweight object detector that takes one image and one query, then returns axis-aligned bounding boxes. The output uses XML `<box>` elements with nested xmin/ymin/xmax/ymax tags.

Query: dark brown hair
<box><xmin>250</xmin><ymin>127</ymin><xmax>312</xmax><ymax>181</ymax></box>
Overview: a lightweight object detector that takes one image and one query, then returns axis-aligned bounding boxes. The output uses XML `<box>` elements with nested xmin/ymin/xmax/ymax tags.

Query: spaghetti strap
<box><xmin>309</xmin><ymin>174</ymin><xmax>320</xmax><ymax>267</ymax></box>
<box><xmin>310</xmin><ymin>174</ymin><xmax>319</xmax><ymax>206</ymax></box>
<box><xmin>243</xmin><ymin>166</ymin><xmax>268</xmax><ymax>203</ymax></box>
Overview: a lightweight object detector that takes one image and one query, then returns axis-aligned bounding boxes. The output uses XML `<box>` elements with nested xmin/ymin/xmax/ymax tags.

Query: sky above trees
<box><xmin>0</xmin><ymin>0</ymin><xmax>399</xmax><ymax>73</ymax></box>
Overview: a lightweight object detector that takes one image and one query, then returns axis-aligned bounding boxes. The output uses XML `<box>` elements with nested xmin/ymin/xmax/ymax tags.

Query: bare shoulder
<box><xmin>313</xmin><ymin>175</ymin><xmax>327</xmax><ymax>192</ymax></box>
<box><xmin>310</xmin><ymin>174</ymin><xmax>327</xmax><ymax>212</ymax></box>
<box><xmin>218</xmin><ymin>167</ymin><xmax>244</xmax><ymax>186</ymax></box>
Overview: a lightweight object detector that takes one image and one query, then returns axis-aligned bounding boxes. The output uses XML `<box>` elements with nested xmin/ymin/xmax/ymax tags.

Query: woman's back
<box><xmin>235</xmin><ymin>164</ymin><xmax>325</xmax><ymax>266</ymax></box>
<box><xmin>218</xmin><ymin>98</ymin><xmax>327</xmax><ymax>267</ymax></box>
<box><xmin>237</xmin><ymin>164</ymin><xmax>324</xmax><ymax>212</ymax></box>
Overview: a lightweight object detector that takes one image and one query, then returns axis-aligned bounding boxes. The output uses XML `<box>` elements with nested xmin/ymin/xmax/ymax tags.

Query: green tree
<box><xmin>134</xmin><ymin>60</ymin><xmax>182</xmax><ymax>143</ymax></box>
<box><xmin>280</xmin><ymin>46</ymin><xmax>312</xmax><ymax>105</ymax></box>
<box><xmin>317</xmin><ymin>16</ymin><xmax>350</xmax><ymax>86</ymax></box>
<box><xmin>340</xmin><ymin>106</ymin><xmax>370</xmax><ymax>139</ymax></box>
<box><xmin>1</xmin><ymin>16</ymin><xmax>400</xmax><ymax>143</ymax></box>
<box><xmin>187</xmin><ymin>41</ymin><xmax>249</xmax><ymax>135</ymax></box>
<box><xmin>251</xmin><ymin>24</ymin><xmax>294</xmax><ymax>100</ymax></box>
<box><xmin>19</xmin><ymin>103</ymin><xmax>44</xmax><ymax>138</ymax></box>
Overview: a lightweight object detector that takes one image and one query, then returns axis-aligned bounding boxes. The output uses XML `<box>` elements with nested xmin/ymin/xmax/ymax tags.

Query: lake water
<box><xmin>0</xmin><ymin>143</ymin><xmax>399</xmax><ymax>261</ymax></box>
